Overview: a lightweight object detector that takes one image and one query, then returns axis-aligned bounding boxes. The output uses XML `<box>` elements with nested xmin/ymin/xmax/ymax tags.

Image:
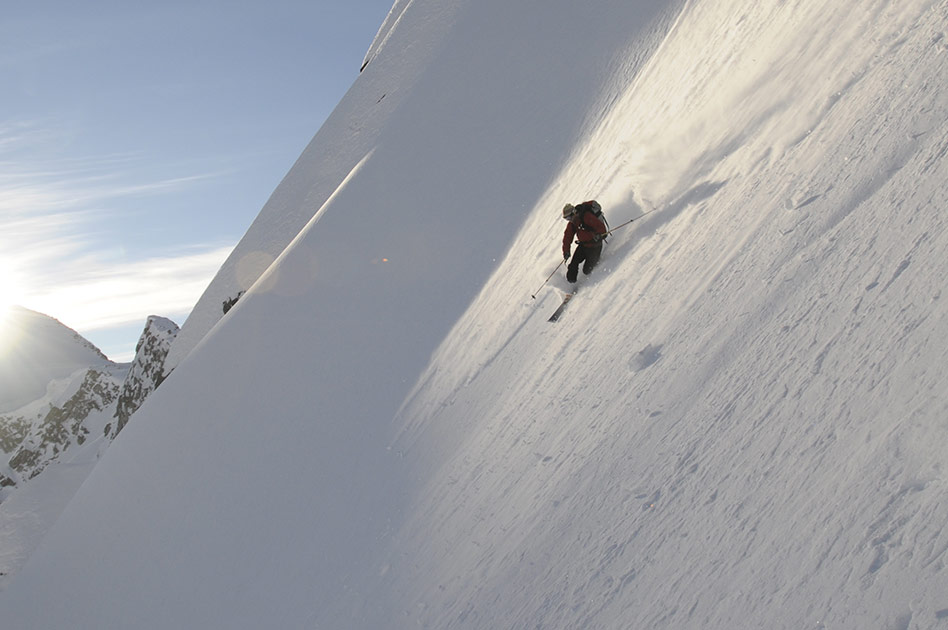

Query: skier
<box><xmin>561</xmin><ymin>200</ymin><xmax>607</xmax><ymax>284</ymax></box>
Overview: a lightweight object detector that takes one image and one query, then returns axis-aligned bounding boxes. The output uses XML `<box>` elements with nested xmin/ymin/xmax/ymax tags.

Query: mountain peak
<box><xmin>0</xmin><ymin>306</ymin><xmax>113</xmax><ymax>414</ymax></box>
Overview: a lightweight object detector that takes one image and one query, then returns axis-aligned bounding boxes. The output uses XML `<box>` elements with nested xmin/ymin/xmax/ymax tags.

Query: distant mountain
<box><xmin>0</xmin><ymin>363</ymin><xmax>126</xmax><ymax>493</ymax></box>
<box><xmin>0</xmin><ymin>307</ymin><xmax>114</xmax><ymax>414</ymax></box>
<box><xmin>0</xmin><ymin>307</ymin><xmax>129</xmax><ymax>503</ymax></box>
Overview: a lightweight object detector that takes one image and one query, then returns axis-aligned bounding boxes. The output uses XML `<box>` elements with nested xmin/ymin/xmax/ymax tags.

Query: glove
<box><xmin>563</xmin><ymin>251</ymin><xmax>570</xmax><ymax>262</ymax></box>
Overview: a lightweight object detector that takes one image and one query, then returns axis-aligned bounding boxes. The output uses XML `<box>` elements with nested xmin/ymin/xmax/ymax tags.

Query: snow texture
<box><xmin>4</xmin><ymin>0</ymin><xmax>948</xmax><ymax>628</ymax></box>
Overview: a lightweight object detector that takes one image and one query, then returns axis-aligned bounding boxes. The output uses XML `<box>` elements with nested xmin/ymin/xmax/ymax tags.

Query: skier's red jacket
<box><xmin>562</xmin><ymin>209</ymin><xmax>607</xmax><ymax>258</ymax></box>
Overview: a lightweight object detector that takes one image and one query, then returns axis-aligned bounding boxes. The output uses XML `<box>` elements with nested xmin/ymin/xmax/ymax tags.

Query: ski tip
<box><xmin>547</xmin><ymin>292</ymin><xmax>574</xmax><ymax>322</ymax></box>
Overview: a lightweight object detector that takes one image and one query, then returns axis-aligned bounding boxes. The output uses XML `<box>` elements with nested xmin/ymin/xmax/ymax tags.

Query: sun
<box><xmin>0</xmin><ymin>269</ymin><xmax>32</xmax><ymax>362</ymax></box>
<box><xmin>0</xmin><ymin>266</ymin><xmax>25</xmax><ymax>336</ymax></box>
<box><xmin>0</xmin><ymin>299</ymin><xmax>16</xmax><ymax>360</ymax></box>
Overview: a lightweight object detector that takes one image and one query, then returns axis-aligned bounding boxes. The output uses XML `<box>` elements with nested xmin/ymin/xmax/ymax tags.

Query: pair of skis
<box><xmin>530</xmin><ymin>259</ymin><xmax>577</xmax><ymax>322</ymax></box>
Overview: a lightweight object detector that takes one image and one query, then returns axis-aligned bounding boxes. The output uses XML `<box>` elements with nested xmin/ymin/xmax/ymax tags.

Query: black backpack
<box><xmin>575</xmin><ymin>200</ymin><xmax>609</xmax><ymax>234</ymax></box>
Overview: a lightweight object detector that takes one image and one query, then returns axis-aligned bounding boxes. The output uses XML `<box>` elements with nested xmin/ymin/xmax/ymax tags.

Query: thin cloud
<box><xmin>0</xmin><ymin>120</ymin><xmax>234</xmax><ymax>334</ymax></box>
<box><xmin>19</xmin><ymin>245</ymin><xmax>234</xmax><ymax>332</ymax></box>
<box><xmin>0</xmin><ymin>120</ymin><xmax>225</xmax><ymax>212</ymax></box>
<box><xmin>0</xmin><ymin>159</ymin><xmax>223</xmax><ymax>215</ymax></box>
<box><xmin>99</xmin><ymin>172</ymin><xmax>223</xmax><ymax>199</ymax></box>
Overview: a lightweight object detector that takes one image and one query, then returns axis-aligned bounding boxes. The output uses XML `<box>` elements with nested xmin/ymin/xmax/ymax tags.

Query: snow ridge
<box><xmin>361</xmin><ymin>0</ymin><xmax>414</xmax><ymax>71</ymax></box>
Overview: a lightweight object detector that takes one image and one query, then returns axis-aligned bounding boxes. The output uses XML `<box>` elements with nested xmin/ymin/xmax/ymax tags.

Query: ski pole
<box><xmin>531</xmin><ymin>258</ymin><xmax>566</xmax><ymax>299</ymax></box>
<box><xmin>602</xmin><ymin>207</ymin><xmax>657</xmax><ymax>237</ymax></box>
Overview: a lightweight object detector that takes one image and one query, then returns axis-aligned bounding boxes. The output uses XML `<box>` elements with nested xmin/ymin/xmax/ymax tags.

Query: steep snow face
<box><xmin>0</xmin><ymin>0</ymin><xmax>689</xmax><ymax>625</ymax></box>
<box><xmin>0</xmin><ymin>307</ymin><xmax>113</xmax><ymax>414</ymax></box>
<box><xmin>386</xmin><ymin>1</ymin><xmax>948</xmax><ymax>627</ymax></box>
<box><xmin>161</xmin><ymin>0</ymin><xmax>468</xmax><ymax>375</ymax></box>
<box><xmin>5</xmin><ymin>0</ymin><xmax>948</xmax><ymax>628</ymax></box>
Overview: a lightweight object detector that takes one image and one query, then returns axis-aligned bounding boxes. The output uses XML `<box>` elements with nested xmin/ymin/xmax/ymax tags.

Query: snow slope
<box><xmin>5</xmin><ymin>0</ymin><xmax>948</xmax><ymax>628</ymax></box>
<box><xmin>0</xmin><ymin>413</ymin><xmax>114</xmax><ymax>589</ymax></box>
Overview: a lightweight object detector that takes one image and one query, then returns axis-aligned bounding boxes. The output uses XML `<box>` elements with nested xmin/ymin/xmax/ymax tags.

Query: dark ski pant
<box><xmin>567</xmin><ymin>243</ymin><xmax>602</xmax><ymax>283</ymax></box>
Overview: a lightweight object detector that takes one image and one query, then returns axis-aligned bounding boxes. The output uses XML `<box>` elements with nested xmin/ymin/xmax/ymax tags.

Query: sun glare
<box><xmin>0</xmin><ymin>300</ymin><xmax>16</xmax><ymax>359</ymax></box>
<box><xmin>0</xmin><ymin>268</ymin><xmax>25</xmax><ymax>349</ymax></box>
<box><xmin>0</xmin><ymin>280</ymin><xmax>14</xmax><ymax>315</ymax></box>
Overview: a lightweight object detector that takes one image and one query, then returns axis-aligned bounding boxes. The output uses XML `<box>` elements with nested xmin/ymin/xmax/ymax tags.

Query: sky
<box><xmin>0</xmin><ymin>0</ymin><xmax>394</xmax><ymax>361</ymax></box>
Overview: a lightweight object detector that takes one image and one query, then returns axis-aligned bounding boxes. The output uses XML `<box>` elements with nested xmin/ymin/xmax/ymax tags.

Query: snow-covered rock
<box><xmin>0</xmin><ymin>308</ymin><xmax>127</xmax><ymax>498</ymax></box>
<box><xmin>4</xmin><ymin>368</ymin><xmax>121</xmax><ymax>481</ymax></box>
<box><xmin>109</xmin><ymin>316</ymin><xmax>179</xmax><ymax>438</ymax></box>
